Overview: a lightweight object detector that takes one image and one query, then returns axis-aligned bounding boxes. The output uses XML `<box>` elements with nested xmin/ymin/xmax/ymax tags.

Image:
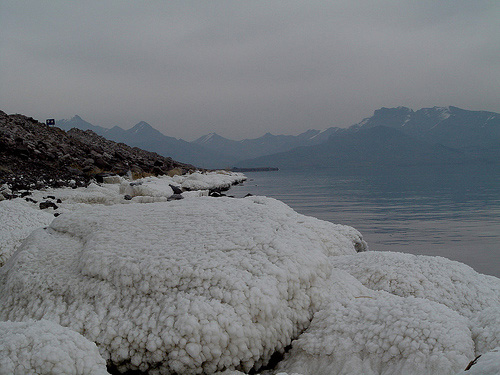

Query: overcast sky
<box><xmin>1</xmin><ymin>1</ymin><xmax>499</xmax><ymax>140</ymax></box>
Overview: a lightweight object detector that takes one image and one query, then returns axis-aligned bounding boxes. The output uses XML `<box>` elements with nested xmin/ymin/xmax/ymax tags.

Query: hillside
<box><xmin>0</xmin><ymin>111</ymin><xmax>196</xmax><ymax>193</ymax></box>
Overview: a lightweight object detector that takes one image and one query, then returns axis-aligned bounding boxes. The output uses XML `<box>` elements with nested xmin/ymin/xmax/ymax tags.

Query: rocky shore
<box><xmin>0</xmin><ymin>110</ymin><xmax>197</xmax><ymax>196</ymax></box>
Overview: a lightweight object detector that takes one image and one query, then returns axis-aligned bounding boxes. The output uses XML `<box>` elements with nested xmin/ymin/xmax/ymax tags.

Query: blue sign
<box><xmin>46</xmin><ymin>119</ymin><xmax>55</xmax><ymax>126</ymax></box>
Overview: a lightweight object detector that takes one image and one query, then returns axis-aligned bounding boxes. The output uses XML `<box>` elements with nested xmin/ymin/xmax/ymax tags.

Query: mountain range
<box><xmin>56</xmin><ymin>106</ymin><xmax>500</xmax><ymax>169</ymax></box>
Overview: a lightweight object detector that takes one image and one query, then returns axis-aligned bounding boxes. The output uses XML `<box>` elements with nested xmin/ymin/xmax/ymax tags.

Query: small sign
<box><xmin>46</xmin><ymin>119</ymin><xmax>55</xmax><ymax>126</ymax></box>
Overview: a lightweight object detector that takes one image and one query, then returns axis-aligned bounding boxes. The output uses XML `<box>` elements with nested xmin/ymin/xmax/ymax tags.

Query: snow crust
<box><xmin>0</xmin><ymin>196</ymin><xmax>364</xmax><ymax>374</ymax></box>
<box><xmin>0</xmin><ymin>319</ymin><xmax>109</xmax><ymax>375</ymax></box>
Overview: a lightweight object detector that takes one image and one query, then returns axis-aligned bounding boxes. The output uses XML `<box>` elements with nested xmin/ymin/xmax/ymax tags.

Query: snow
<box><xmin>0</xmin><ymin>319</ymin><xmax>109</xmax><ymax>375</ymax></box>
<box><xmin>0</xmin><ymin>196</ymin><xmax>364</xmax><ymax>374</ymax></box>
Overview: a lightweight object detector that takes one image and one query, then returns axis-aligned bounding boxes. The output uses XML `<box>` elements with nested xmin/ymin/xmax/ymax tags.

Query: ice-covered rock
<box><xmin>277</xmin><ymin>291</ymin><xmax>474</xmax><ymax>375</ymax></box>
<box><xmin>0</xmin><ymin>319</ymin><xmax>109</xmax><ymax>375</ymax></box>
<box><xmin>0</xmin><ymin>196</ymin><xmax>363</xmax><ymax>374</ymax></box>
<box><xmin>0</xmin><ymin>199</ymin><xmax>54</xmax><ymax>267</ymax></box>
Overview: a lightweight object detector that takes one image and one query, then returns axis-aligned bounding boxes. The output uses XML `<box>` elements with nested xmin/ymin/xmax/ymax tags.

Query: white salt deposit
<box><xmin>456</xmin><ymin>348</ymin><xmax>500</xmax><ymax>375</ymax></box>
<box><xmin>277</xmin><ymin>291</ymin><xmax>474</xmax><ymax>375</ymax></box>
<box><xmin>1</xmin><ymin>170</ymin><xmax>499</xmax><ymax>375</ymax></box>
<box><xmin>0</xmin><ymin>171</ymin><xmax>246</xmax><ymax>265</ymax></box>
<box><xmin>0</xmin><ymin>319</ymin><xmax>109</xmax><ymax>375</ymax></box>
<box><xmin>0</xmin><ymin>196</ymin><xmax>364</xmax><ymax>374</ymax></box>
<box><xmin>0</xmin><ymin>199</ymin><xmax>54</xmax><ymax>267</ymax></box>
<box><xmin>333</xmin><ymin>251</ymin><xmax>500</xmax><ymax>318</ymax></box>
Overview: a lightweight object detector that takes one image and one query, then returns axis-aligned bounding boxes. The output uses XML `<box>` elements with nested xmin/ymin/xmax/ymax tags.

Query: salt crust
<box><xmin>0</xmin><ymin>319</ymin><xmax>109</xmax><ymax>375</ymax></box>
<box><xmin>0</xmin><ymin>199</ymin><xmax>54</xmax><ymax>267</ymax></box>
<box><xmin>333</xmin><ymin>251</ymin><xmax>500</xmax><ymax>356</ymax></box>
<box><xmin>455</xmin><ymin>347</ymin><xmax>500</xmax><ymax>375</ymax></box>
<box><xmin>276</xmin><ymin>292</ymin><xmax>474</xmax><ymax>375</ymax></box>
<box><xmin>0</xmin><ymin>196</ymin><xmax>364</xmax><ymax>374</ymax></box>
<box><xmin>332</xmin><ymin>251</ymin><xmax>500</xmax><ymax>319</ymax></box>
<box><xmin>0</xmin><ymin>171</ymin><xmax>246</xmax><ymax>266</ymax></box>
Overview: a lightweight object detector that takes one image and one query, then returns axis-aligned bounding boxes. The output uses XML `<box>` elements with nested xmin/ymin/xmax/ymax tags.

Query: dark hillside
<box><xmin>0</xmin><ymin>111</ymin><xmax>196</xmax><ymax>194</ymax></box>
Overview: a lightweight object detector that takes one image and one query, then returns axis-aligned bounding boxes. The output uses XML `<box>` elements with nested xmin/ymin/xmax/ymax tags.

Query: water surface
<box><xmin>230</xmin><ymin>164</ymin><xmax>500</xmax><ymax>277</ymax></box>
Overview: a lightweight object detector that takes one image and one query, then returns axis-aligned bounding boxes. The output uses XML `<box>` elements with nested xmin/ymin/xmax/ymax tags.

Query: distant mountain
<box><xmin>191</xmin><ymin>127</ymin><xmax>342</xmax><ymax>161</ymax></box>
<box><xmin>355</xmin><ymin>106</ymin><xmax>500</xmax><ymax>153</ymax></box>
<box><xmin>57</xmin><ymin>106</ymin><xmax>499</xmax><ymax>170</ymax></box>
<box><xmin>236</xmin><ymin>106</ymin><xmax>500</xmax><ymax>169</ymax></box>
<box><xmin>236</xmin><ymin>125</ymin><xmax>470</xmax><ymax>169</ymax></box>
<box><xmin>56</xmin><ymin>118</ymin><xmax>234</xmax><ymax>169</ymax></box>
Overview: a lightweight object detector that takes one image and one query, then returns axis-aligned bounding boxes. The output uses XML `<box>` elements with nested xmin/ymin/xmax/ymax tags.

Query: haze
<box><xmin>1</xmin><ymin>1</ymin><xmax>499</xmax><ymax>140</ymax></box>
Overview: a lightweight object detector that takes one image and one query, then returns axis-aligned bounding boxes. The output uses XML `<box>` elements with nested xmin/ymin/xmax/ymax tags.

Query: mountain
<box><xmin>191</xmin><ymin>127</ymin><xmax>342</xmax><ymax>161</ymax></box>
<box><xmin>57</xmin><ymin>106</ymin><xmax>499</xmax><ymax>170</ymax></box>
<box><xmin>355</xmin><ymin>106</ymin><xmax>500</xmax><ymax>152</ymax></box>
<box><xmin>0</xmin><ymin>111</ymin><xmax>195</xmax><ymax>192</ymax></box>
<box><xmin>56</xmin><ymin>119</ymin><xmax>235</xmax><ymax>169</ymax></box>
<box><xmin>236</xmin><ymin>106</ymin><xmax>500</xmax><ymax>169</ymax></box>
<box><xmin>235</xmin><ymin>125</ymin><xmax>470</xmax><ymax>169</ymax></box>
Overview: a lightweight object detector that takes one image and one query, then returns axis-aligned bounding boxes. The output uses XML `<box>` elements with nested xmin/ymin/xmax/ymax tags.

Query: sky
<box><xmin>1</xmin><ymin>1</ymin><xmax>499</xmax><ymax>141</ymax></box>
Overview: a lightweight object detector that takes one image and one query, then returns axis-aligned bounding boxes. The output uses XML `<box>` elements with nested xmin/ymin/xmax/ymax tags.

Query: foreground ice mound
<box><xmin>0</xmin><ymin>320</ymin><xmax>109</xmax><ymax>375</ymax></box>
<box><xmin>0</xmin><ymin>196</ymin><xmax>364</xmax><ymax>374</ymax></box>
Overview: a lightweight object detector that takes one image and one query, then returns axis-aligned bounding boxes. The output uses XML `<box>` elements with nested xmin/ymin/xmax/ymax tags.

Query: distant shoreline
<box><xmin>231</xmin><ymin>167</ymin><xmax>279</xmax><ymax>172</ymax></box>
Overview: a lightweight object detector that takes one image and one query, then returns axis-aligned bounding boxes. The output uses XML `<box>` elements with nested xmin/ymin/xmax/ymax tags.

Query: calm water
<box><xmin>230</xmin><ymin>164</ymin><xmax>500</xmax><ymax>277</ymax></box>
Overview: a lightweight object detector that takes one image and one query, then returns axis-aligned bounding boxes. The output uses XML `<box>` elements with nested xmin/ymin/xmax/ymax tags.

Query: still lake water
<box><xmin>230</xmin><ymin>164</ymin><xmax>500</xmax><ymax>278</ymax></box>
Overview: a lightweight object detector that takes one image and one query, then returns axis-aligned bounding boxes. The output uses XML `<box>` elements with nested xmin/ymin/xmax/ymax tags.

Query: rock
<box><xmin>167</xmin><ymin>193</ymin><xmax>184</xmax><ymax>201</ymax></box>
<box><xmin>39</xmin><ymin>201</ymin><xmax>58</xmax><ymax>210</ymax></box>
<box><xmin>124</xmin><ymin>195</ymin><xmax>132</xmax><ymax>200</ymax></box>
<box><xmin>169</xmin><ymin>184</ymin><xmax>183</xmax><ymax>195</ymax></box>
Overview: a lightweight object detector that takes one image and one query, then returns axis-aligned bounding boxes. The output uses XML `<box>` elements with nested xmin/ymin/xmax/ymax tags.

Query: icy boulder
<box><xmin>0</xmin><ymin>319</ymin><xmax>109</xmax><ymax>375</ymax></box>
<box><xmin>277</xmin><ymin>292</ymin><xmax>474</xmax><ymax>375</ymax></box>
<box><xmin>0</xmin><ymin>196</ymin><xmax>364</xmax><ymax>374</ymax></box>
<box><xmin>333</xmin><ymin>251</ymin><xmax>500</xmax><ymax>318</ymax></box>
<box><xmin>0</xmin><ymin>199</ymin><xmax>54</xmax><ymax>267</ymax></box>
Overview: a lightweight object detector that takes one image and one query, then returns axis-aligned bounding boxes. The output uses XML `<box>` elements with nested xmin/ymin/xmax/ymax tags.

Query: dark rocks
<box><xmin>0</xmin><ymin>110</ymin><xmax>198</xmax><ymax>195</ymax></box>
<box><xmin>124</xmin><ymin>195</ymin><xmax>133</xmax><ymax>200</ymax></box>
<box><xmin>39</xmin><ymin>201</ymin><xmax>58</xmax><ymax>210</ymax></box>
<box><xmin>169</xmin><ymin>184</ymin><xmax>183</xmax><ymax>195</ymax></box>
<box><xmin>167</xmin><ymin>194</ymin><xmax>184</xmax><ymax>201</ymax></box>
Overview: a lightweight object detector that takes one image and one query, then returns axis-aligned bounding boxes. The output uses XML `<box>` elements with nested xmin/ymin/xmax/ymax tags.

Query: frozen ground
<box><xmin>0</xmin><ymin>170</ymin><xmax>499</xmax><ymax>375</ymax></box>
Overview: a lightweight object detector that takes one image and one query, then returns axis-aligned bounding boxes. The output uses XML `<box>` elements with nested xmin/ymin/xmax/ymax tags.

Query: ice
<box><xmin>456</xmin><ymin>347</ymin><xmax>500</xmax><ymax>374</ymax></box>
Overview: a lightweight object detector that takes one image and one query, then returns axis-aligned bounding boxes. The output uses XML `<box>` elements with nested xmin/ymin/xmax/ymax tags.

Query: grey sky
<box><xmin>1</xmin><ymin>1</ymin><xmax>499</xmax><ymax>140</ymax></box>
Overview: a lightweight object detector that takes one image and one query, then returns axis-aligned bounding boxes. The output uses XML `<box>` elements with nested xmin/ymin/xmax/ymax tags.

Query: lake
<box><xmin>230</xmin><ymin>164</ymin><xmax>500</xmax><ymax>278</ymax></box>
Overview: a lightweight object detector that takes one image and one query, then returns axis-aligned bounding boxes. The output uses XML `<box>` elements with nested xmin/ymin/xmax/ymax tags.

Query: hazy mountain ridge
<box><xmin>236</xmin><ymin>106</ymin><xmax>500</xmax><ymax>168</ymax></box>
<box><xmin>57</xmin><ymin>106</ymin><xmax>500</xmax><ymax>169</ymax></box>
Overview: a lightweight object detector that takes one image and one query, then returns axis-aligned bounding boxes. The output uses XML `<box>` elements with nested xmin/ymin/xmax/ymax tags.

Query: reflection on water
<box><xmin>231</xmin><ymin>164</ymin><xmax>500</xmax><ymax>277</ymax></box>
